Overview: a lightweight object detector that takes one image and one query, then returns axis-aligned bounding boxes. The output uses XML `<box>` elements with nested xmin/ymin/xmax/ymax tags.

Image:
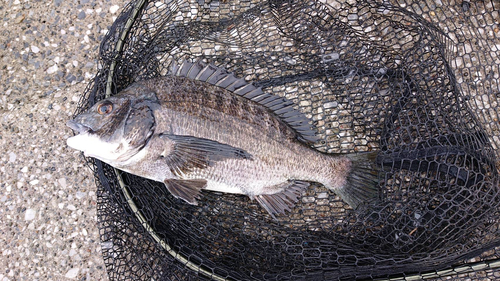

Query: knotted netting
<box><xmin>74</xmin><ymin>0</ymin><xmax>500</xmax><ymax>279</ymax></box>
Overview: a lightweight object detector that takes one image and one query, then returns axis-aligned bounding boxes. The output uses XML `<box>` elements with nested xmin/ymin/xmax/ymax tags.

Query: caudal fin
<box><xmin>335</xmin><ymin>151</ymin><xmax>380</xmax><ymax>210</ymax></box>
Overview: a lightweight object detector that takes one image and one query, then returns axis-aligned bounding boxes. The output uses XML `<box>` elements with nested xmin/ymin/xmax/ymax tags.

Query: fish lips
<box><xmin>67</xmin><ymin>119</ymin><xmax>93</xmax><ymax>134</ymax></box>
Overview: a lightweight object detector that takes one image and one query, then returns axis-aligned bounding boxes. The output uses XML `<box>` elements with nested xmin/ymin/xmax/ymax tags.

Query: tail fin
<box><xmin>335</xmin><ymin>151</ymin><xmax>380</xmax><ymax>210</ymax></box>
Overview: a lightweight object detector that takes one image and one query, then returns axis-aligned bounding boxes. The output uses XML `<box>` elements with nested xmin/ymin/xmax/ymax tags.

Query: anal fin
<box><xmin>164</xmin><ymin>179</ymin><xmax>207</xmax><ymax>205</ymax></box>
<box><xmin>255</xmin><ymin>181</ymin><xmax>309</xmax><ymax>219</ymax></box>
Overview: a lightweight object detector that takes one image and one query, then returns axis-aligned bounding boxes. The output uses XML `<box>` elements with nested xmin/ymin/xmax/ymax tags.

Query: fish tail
<box><xmin>334</xmin><ymin>151</ymin><xmax>380</xmax><ymax>210</ymax></box>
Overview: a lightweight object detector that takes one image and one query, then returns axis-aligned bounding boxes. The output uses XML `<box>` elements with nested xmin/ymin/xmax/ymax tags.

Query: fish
<box><xmin>67</xmin><ymin>60</ymin><xmax>379</xmax><ymax>218</ymax></box>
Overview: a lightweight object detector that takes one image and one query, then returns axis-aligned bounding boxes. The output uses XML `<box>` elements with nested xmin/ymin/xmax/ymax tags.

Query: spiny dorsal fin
<box><xmin>170</xmin><ymin>60</ymin><xmax>319</xmax><ymax>144</ymax></box>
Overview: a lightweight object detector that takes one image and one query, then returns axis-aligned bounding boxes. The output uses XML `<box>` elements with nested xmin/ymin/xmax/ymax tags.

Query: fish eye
<box><xmin>97</xmin><ymin>101</ymin><xmax>113</xmax><ymax>115</ymax></box>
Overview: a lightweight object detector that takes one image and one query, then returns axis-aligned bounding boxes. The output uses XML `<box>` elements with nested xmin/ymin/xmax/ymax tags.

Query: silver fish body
<box><xmin>67</xmin><ymin>61</ymin><xmax>378</xmax><ymax>217</ymax></box>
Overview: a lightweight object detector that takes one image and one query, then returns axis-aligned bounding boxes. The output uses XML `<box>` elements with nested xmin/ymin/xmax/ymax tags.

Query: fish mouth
<box><xmin>67</xmin><ymin>120</ymin><xmax>93</xmax><ymax>134</ymax></box>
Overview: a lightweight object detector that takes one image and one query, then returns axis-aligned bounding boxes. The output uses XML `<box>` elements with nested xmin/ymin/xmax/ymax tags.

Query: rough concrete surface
<box><xmin>1</xmin><ymin>0</ymin><xmax>123</xmax><ymax>280</ymax></box>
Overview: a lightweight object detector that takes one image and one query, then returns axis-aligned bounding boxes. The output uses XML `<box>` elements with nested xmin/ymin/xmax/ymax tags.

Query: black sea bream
<box><xmin>67</xmin><ymin>61</ymin><xmax>379</xmax><ymax>217</ymax></box>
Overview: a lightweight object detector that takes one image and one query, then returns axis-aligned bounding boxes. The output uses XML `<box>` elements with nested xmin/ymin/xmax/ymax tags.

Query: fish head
<box><xmin>67</xmin><ymin>87</ymin><xmax>158</xmax><ymax>164</ymax></box>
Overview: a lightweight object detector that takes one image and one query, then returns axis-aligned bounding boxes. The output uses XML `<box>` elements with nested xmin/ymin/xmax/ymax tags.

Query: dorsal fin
<box><xmin>169</xmin><ymin>60</ymin><xmax>319</xmax><ymax>144</ymax></box>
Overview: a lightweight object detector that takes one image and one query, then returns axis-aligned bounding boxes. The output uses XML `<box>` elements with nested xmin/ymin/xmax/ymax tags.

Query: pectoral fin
<box><xmin>164</xmin><ymin>179</ymin><xmax>207</xmax><ymax>204</ymax></box>
<box><xmin>159</xmin><ymin>133</ymin><xmax>253</xmax><ymax>176</ymax></box>
<box><xmin>254</xmin><ymin>180</ymin><xmax>309</xmax><ymax>218</ymax></box>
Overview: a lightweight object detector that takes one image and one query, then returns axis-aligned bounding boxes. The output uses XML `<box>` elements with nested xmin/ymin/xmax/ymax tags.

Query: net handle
<box><xmin>375</xmin><ymin>258</ymin><xmax>500</xmax><ymax>280</ymax></box>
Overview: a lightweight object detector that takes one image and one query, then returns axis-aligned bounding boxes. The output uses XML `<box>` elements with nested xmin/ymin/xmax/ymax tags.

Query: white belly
<box><xmin>204</xmin><ymin>180</ymin><xmax>244</xmax><ymax>195</ymax></box>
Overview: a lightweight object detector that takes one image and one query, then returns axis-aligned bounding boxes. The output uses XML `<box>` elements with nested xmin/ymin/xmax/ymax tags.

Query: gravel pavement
<box><xmin>1</xmin><ymin>1</ymin><xmax>123</xmax><ymax>280</ymax></box>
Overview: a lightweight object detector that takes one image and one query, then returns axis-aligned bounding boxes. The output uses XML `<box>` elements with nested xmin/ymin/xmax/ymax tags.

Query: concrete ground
<box><xmin>1</xmin><ymin>0</ymin><xmax>122</xmax><ymax>280</ymax></box>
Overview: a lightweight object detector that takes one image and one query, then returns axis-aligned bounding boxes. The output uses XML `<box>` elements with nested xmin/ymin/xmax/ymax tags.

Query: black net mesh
<box><xmin>75</xmin><ymin>0</ymin><xmax>500</xmax><ymax>280</ymax></box>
